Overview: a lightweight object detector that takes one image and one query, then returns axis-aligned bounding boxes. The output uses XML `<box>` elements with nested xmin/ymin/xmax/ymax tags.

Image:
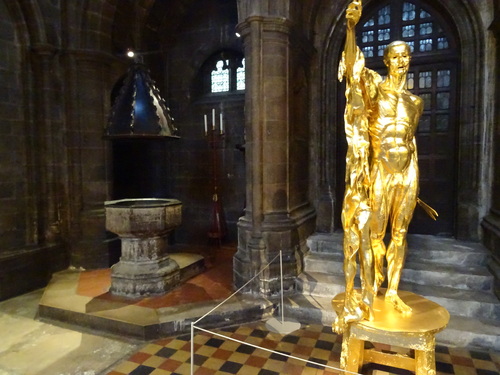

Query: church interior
<box><xmin>0</xmin><ymin>0</ymin><xmax>500</xmax><ymax>373</ymax></box>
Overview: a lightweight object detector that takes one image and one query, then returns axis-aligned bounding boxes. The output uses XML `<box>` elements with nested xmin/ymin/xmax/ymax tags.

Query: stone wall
<box><xmin>0</xmin><ymin>0</ymin><xmax>247</xmax><ymax>301</ymax></box>
<box><xmin>232</xmin><ymin>1</ymin><xmax>317</xmax><ymax>294</ymax></box>
<box><xmin>146</xmin><ymin>0</ymin><xmax>246</xmax><ymax>244</ymax></box>
<box><xmin>0</xmin><ymin>0</ymin><xmax>498</xmax><ymax>302</ymax></box>
<box><xmin>482</xmin><ymin>0</ymin><xmax>500</xmax><ymax>298</ymax></box>
<box><xmin>0</xmin><ymin>0</ymin><xmax>70</xmax><ymax>300</ymax></box>
<box><xmin>0</xmin><ymin>1</ymin><xmax>28</xmax><ymax>251</ymax></box>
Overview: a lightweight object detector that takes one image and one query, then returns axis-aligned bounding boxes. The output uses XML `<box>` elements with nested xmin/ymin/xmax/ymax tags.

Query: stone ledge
<box><xmin>37</xmin><ymin>258</ymin><xmax>275</xmax><ymax>340</ymax></box>
<box><xmin>0</xmin><ymin>244</ymin><xmax>67</xmax><ymax>301</ymax></box>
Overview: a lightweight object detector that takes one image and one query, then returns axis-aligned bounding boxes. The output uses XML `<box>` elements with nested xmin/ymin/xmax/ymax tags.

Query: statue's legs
<box><xmin>385</xmin><ymin>163</ymin><xmax>418</xmax><ymax>315</ymax></box>
<box><xmin>358</xmin><ymin>211</ymin><xmax>374</xmax><ymax>319</ymax></box>
<box><xmin>370</xmin><ymin>161</ymin><xmax>418</xmax><ymax>314</ymax></box>
<box><xmin>334</xmin><ymin>185</ymin><xmax>373</xmax><ymax>333</ymax></box>
<box><xmin>334</xmin><ymin>228</ymin><xmax>364</xmax><ymax>333</ymax></box>
<box><xmin>369</xmin><ymin>164</ymin><xmax>389</xmax><ymax>293</ymax></box>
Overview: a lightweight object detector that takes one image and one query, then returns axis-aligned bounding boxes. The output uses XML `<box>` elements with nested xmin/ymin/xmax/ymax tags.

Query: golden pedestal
<box><xmin>332</xmin><ymin>290</ymin><xmax>450</xmax><ymax>375</ymax></box>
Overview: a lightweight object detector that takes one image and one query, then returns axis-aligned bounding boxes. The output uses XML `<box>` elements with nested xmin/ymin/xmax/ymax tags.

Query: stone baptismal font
<box><xmin>105</xmin><ymin>198</ymin><xmax>198</xmax><ymax>297</ymax></box>
<box><xmin>104</xmin><ymin>62</ymin><xmax>203</xmax><ymax>298</ymax></box>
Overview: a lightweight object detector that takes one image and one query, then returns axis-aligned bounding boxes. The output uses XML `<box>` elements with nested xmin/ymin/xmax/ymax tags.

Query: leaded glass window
<box><xmin>379</xmin><ymin>28</ymin><xmax>391</xmax><ymax>41</ymax></box>
<box><xmin>378</xmin><ymin>5</ymin><xmax>391</xmax><ymax>25</ymax></box>
<box><xmin>378</xmin><ymin>44</ymin><xmax>388</xmax><ymax>57</ymax></box>
<box><xmin>402</xmin><ymin>25</ymin><xmax>415</xmax><ymax>38</ymax></box>
<box><xmin>211</xmin><ymin>60</ymin><xmax>230</xmax><ymax>93</ymax></box>
<box><xmin>362</xmin><ymin>46</ymin><xmax>374</xmax><ymax>57</ymax></box>
<box><xmin>402</xmin><ymin>2</ymin><xmax>416</xmax><ymax>21</ymax></box>
<box><xmin>236</xmin><ymin>58</ymin><xmax>245</xmax><ymax>91</ymax></box>
<box><xmin>352</xmin><ymin>0</ymin><xmax>459</xmax><ymax>236</ymax></box>
<box><xmin>420</xmin><ymin>9</ymin><xmax>431</xmax><ymax>19</ymax></box>
<box><xmin>420</xmin><ymin>93</ymin><xmax>432</xmax><ymax>110</ymax></box>
<box><xmin>407</xmin><ymin>72</ymin><xmax>415</xmax><ymax>89</ymax></box>
<box><xmin>437</xmin><ymin>69</ymin><xmax>450</xmax><ymax>88</ymax></box>
<box><xmin>419</xmin><ymin>71</ymin><xmax>432</xmax><ymax>88</ymax></box>
<box><xmin>419</xmin><ymin>38</ymin><xmax>432</xmax><ymax>52</ymax></box>
<box><xmin>204</xmin><ymin>52</ymin><xmax>245</xmax><ymax>95</ymax></box>
<box><xmin>437</xmin><ymin>37</ymin><xmax>449</xmax><ymax>50</ymax></box>
<box><xmin>362</xmin><ymin>30</ymin><xmax>374</xmax><ymax>43</ymax></box>
<box><xmin>358</xmin><ymin>1</ymin><xmax>453</xmax><ymax>60</ymax></box>
<box><xmin>420</xmin><ymin>22</ymin><xmax>433</xmax><ymax>36</ymax></box>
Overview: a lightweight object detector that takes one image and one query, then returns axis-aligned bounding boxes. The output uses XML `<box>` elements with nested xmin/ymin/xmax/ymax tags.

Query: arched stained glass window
<box><xmin>205</xmin><ymin>52</ymin><xmax>245</xmax><ymax>94</ymax></box>
<box><xmin>359</xmin><ymin>1</ymin><xmax>451</xmax><ymax>57</ymax></box>
<box><xmin>211</xmin><ymin>60</ymin><xmax>230</xmax><ymax>93</ymax></box>
<box><xmin>236</xmin><ymin>58</ymin><xmax>245</xmax><ymax>91</ymax></box>
<box><xmin>353</xmin><ymin>0</ymin><xmax>459</xmax><ymax>236</ymax></box>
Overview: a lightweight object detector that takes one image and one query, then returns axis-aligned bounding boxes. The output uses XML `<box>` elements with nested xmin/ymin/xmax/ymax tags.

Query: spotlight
<box><xmin>126</xmin><ymin>50</ymin><xmax>135</xmax><ymax>58</ymax></box>
<box><xmin>235</xmin><ymin>32</ymin><xmax>241</xmax><ymax>38</ymax></box>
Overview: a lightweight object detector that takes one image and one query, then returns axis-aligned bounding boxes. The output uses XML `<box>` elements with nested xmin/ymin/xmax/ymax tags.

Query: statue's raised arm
<box><xmin>333</xmin><ymin>2</ymin><xmax>442</xmax><ymax>370</ymax></box>
<box><xmin>343</xmin><ymin>0</ymin><xmax>362</xmax><ymax>79</ymax></box>
<box><xmin>333</xmin><ymin>0</ymin><xmax>376</xmax><ymax>336</ymax></box>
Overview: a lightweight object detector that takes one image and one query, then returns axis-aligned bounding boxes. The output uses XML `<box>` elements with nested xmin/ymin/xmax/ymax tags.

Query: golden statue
<box><xmin>333</xmin><ymin>0</ymin><xmax>437</xmax><ymax>334</ymax></box>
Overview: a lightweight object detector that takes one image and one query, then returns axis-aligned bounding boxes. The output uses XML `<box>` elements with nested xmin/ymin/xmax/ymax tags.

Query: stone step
<box><xmin>440</xmin><ymin>315</ymin><xmax>500</xmax><ymax>350</ymax></box>
<box><xmin>300</xmin><ymin>233</ymin><xmax>499</xmax><ymax>351</ymax></box>
<box><xmin>296</xmin><ymin>272</ymin><xmax>345</xmax><ymax>296</ymax></box>
<box><xmin>303</xmin><ymin>252</ymin><xmax>343</xmax><ymax>273</ymax></box>
<box><xmin>307</xmin><ymin>233</ymin><xmax>491</xmax><ymax>267</ymax></box>
<box><xmin>306</xmin><ymin>233</ymin><xmax>343</xmax><ymax>254</ymax></box>
<box><xmin>281</xmin><ymin>294</ymin><xmax>500</xmax><ymax>351</ymax></box>
<box><xmin>401</xmin><ymin>261</ymin><xmax>493</xmax><ymax>291</ymax></box>
<box><xmin>282</xmin><ymin>294</ymin><xmax>336</xmax><ymax>327</ymax></box>
<box><xmin>398</xmin><ymin>281</ymin><xmax>500</xmax><ymax>322</ymax></box>
<box><xmin>406</xmin><ymin>235</ymin><xmax>490</xmax><ymax>267</ymax></box>
<box><xmin>303</xmin><ymin>253</ymin><xmax>493</xmax><ymax>292</ymax></box>
<box><xmin>297</xmin><ymin>271</ymin><xmax>500</xmax><ymax>321</ymax></box>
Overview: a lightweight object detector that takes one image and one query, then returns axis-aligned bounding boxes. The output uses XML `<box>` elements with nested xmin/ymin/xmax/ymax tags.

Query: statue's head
<box><xmin>383</xmin><ymin>41</ymin><xmax>412</xmax><ymax>77</ymax></box>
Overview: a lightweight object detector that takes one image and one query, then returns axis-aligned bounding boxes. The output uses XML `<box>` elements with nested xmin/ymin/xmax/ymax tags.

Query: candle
<box><xmin>204</xmin><ymin>114</ymin><xmax>207</xmax><ymax>135</ymax></box>
<box><xmin>212</xmin><ymin>108</ymin><xmax>215</xmax><ymax>130</ymax></box>
<box><xmin>220</xmin><ymin>113</ymin><xmax>223</xmax><ymax>134</ymax></box>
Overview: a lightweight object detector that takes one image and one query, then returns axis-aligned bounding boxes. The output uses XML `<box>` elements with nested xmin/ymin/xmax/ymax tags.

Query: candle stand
<box><xmin>204</xmin><ymin>109</ymin><xmax>227</xmax><ymax>247</ymax></box>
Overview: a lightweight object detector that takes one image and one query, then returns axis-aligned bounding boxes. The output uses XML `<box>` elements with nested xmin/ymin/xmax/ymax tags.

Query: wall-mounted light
<box><xmin>124</xmin><ymin>49</ymin><xmax>163</xmax><ymax>60</ymax></box>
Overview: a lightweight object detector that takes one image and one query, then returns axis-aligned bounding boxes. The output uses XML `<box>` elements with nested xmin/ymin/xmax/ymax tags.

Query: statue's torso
<box><xmin>369</xmin><ymin>84</ymin><xmax>423</xmax><ymax>174</ymax></box>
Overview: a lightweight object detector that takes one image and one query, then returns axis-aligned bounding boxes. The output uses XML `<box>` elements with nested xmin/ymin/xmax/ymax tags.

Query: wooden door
<box><xmin>336</xmin><ymin>0</ymin><xmax>459</xmax><ymax>236</ymax></box>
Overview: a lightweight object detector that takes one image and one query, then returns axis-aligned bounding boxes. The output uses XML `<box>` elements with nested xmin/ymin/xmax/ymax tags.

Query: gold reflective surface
<box><xmin>333</xmin><ymin>2</ymin><xmax>447</xmax><ymax>373</ymax></box>
<box><xmin>332</xmin><ymin>290</ymin><xmax>449</xmax><ymax>375</ymax></box>
<box><xmin>333</xmin><ymin>0</ymin><xmax>439</xmax><ymax>334</ymax></box>
<box><xmin>332</xmin><ymin>290</ymin><xmax>450</xmax><ymax>334</ymax></box>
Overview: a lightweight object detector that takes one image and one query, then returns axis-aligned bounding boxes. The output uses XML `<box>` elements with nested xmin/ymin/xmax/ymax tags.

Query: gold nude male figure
<box><xmin>369</xmin><ymin>37</ymin><xmax>422</xmax><ymax>315</ymax></box>
<box><xmin>334</xmin><ymin>0</ymin><xmax>434</xmax><ymax>332</ymax></box>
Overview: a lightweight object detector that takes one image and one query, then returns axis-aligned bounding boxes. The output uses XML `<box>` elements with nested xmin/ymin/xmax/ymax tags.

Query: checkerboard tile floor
<box><xmin>107</xmin><ymin>322</ymin><xmax>500</xmax><ymax>375</ymax></box>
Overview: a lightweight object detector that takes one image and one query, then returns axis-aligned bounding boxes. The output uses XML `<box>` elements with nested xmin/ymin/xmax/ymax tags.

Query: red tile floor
<box><xmin>107</xmin><ymin>321</ymin><xmax>500</xmax><ymax>375</ymax></box>
<box><xmin>76</xmin><ymin>245</ymin><xmax>235</xmax><ymax>308</ymax></box>
<box><xmin>98</xmin><ymin>245</ymin><xmax>500</xmax><ymax>375</ymax></box>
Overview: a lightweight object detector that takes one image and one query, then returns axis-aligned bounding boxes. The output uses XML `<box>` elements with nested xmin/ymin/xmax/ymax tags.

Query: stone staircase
<box><xmin>284</xmin><ymin>232</ymin><xmax>500</xmax><ymax>351</ymax></box>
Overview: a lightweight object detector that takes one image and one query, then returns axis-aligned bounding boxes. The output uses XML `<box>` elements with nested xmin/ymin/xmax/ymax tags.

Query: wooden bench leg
<box><xmin>340</xmin><ymin>327</ymin><xmax>364</xmax><ymax>373</ymax></box>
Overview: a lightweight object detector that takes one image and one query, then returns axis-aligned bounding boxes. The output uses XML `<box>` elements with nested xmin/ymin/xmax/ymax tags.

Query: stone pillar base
<box><xmin>235</xmin><ymin>208</ymin><xmax>316</xmax><ymax>295</ymax></box>
<box><xmin>110</xmin><ymin>257</ymin><xmax>180</xmax><ymax>297</ymax></box>
<box><xmin>482</xmin><ymin>212</ymin><xmax>500</xmax><ymax>299</ymax></box>
<box><xmin>120</xmin><ymin>237</ymin><xmax>167</xmax><ymax>261</ymax></box>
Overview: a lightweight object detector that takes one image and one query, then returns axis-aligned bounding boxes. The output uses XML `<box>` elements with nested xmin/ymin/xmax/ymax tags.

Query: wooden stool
<box><xmin>332</xmin><ymin>290</ymin><xmax>450</xmax><ymax>375</ymax></box>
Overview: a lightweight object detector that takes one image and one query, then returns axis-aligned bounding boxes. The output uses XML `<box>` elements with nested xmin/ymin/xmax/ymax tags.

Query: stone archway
<box><xmin>313</xmin><ymin>0</ymin><xmax>489</xmax><ymax>241</ymax></box>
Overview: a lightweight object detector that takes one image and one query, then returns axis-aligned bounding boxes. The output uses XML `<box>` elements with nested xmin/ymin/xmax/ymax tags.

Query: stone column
<box><xmin>30</xmin><ymin>44</ymin><xmax>62</xmax><ymax>244</ymax></box>
<box><xmin>482</xmin><ymin>7</ymin><xmax>500</xmax><ymax>299</ymax></box>
<box><xmin>234</xmin><ymin>15</ymin><xmax>315</xmax><ymax>295</ymax></box>
<box><xmin>314</xmin><ymin>25</ymin><xmax>346</xmax><ymax>235</ymax></box>
<box><xmin>62</xmin><ymin>50</ymin><xmax>119</xmax><ymax>269</ymax></box>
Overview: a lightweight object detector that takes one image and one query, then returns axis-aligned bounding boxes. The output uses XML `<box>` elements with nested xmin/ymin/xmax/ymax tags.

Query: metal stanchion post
<box><xmin>265</xmin><ymin>250</ymin><xmax>301</xmax><ymax>334</ymax></box>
